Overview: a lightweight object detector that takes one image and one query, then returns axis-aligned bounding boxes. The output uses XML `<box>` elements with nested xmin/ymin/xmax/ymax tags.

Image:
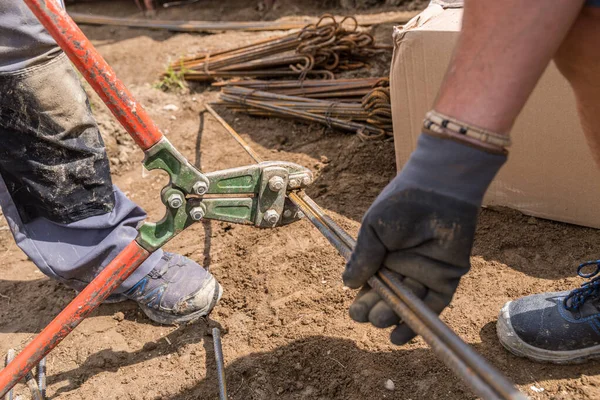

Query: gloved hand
<box><xmin>343</xmin><ymin>132</ymin><xmax>506</xmax><ymax>345</ymax></box>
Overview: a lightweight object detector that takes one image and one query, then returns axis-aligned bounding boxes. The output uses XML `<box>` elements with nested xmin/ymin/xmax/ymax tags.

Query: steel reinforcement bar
<box><xmin>205</xmin><ymin>104</ymin><xmax>527</xmax><ymax>400</ymax></box>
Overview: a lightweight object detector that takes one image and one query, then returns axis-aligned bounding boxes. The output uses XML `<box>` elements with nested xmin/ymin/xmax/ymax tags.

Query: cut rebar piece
<box><xmin>206</xmin><ymin>106</ymin><xmax>528</xmax><ymax>400</ymax></box>
<box><xmin>4</xmin><ymin>350</ymin><xmax>44</xmax><ymax>400</ymax></box>
<box><xmin>212</xmin><ymin>328</ymin><xmax>227</xmax><ymax>400</ymax></box>
<box><xmin>24</xmin><ymin>370</ymin><xmax>42</xmax><ymax>400</ymax></box>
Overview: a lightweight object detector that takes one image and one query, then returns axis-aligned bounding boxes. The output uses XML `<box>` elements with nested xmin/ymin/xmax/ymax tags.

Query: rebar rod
<box><xmin>37</xmin><ymin>358</ymin><xmax>46</xmax><ymax>400</ymax></box>
<box><xmin>205</xmin><ymin>104</ymin><xmax>262</xmax><ymax>163</ymax></box>
<box><xmin>212</xmin><ymin>328</ymin><xmax>227</xmax><ymax>400</ymax></box>
<box><xmin>71</xmin><ymin>11</ymin><xmax>419</xmax><ymax>33</ymax></box>
<box><xmin>69</xmin><ymin>12</ymin><xmax>314</xmax><ymax>32</ymax></box>
<box><xmin>205</xmin><ymin>106</ymin><xmax>528</xmax><ymax>400</ymax></box>
<box><xmin>212</xmin><ymin>77</ymin><xmax>385</xmax><ymax>89</ymax></box>
<box><xmin>289</xmin><ymin>193</ymin><xmax>507</xmax><ymax>400</ymax></box>
<box><xmin>23</xmin><ymin>370</ymin><xmax>42</xmax><ymax>400</ymax></box>
<box><xmin>293</xmin><ymin>192</ymin><xmax>525</xmax><ymax>400</ymax></box>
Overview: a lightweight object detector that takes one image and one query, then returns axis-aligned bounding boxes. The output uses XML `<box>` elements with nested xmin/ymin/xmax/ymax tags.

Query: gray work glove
<box><xmin>343</xmin><ymin>133</ymin><xmax>506</xmax><ymax>345</ymax></box>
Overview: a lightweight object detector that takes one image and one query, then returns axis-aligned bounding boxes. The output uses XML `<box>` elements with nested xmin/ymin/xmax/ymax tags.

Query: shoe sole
<box><xmin>497</xmin><ymin>301</ymin><xmax>600</xmax><ymax>364</ymax></box>
<box><xmin>137</xmin><ymin>279</ymin><xmax>223</xmax><ymax>325</ymax></box>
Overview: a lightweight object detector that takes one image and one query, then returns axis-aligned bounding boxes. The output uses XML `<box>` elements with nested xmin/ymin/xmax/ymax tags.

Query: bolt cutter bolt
<box><xmin>283</xmin><ymin>209</ymin><xmax>292</xmax><ymax>218</ymax></box>
<box><xmin>289</xmin><ymin>178</ymin><xmax>300</xmax><ymax>188</ymax></box>
<box><xmin>190</xmin><ymin>207</ymin><xmax>205</xmax><ymax>221</ymax></box>
<box><xmin>268</xmin><ymin>176</ymin><xmax>285</xmax><ymax>191</ymax></box>
<box><xmin>193</xmin><ymin>181</ymin><xmax>208</xmax><ymax>195</ymax></box>
<box><xmin>302</xmin><ymin>175</ymin><xmax>312</xmax><ymax>186</ymax></box>
<box><xmin>168</xmin><ymin>193</ymin><xmax>183</xmax><ymax>208</ymax></box>
<box><xmin>264</xmin><ymin>210</ymin><xmax>279</xmax><ymax>225</ymax></box>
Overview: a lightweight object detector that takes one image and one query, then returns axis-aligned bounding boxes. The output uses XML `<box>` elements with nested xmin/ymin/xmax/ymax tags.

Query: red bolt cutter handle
<box><xmin>0</xmin><ymin>241</ymin><xmax>150</xmax><ymax>397</ymax></box>
<box><xmin>23</xmin><ymin>0</ymin><xmax>164</xmax><ymax>151</ymax></box>
<box><xmin>0</xmin><ymin>0</ymin><xmax>170</xmax><ymax>395</ymax></box>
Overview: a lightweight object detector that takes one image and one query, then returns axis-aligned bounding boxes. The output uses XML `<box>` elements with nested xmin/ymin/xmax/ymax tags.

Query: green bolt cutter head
<box><xmin>136</xmin><ymin>137</ymin><xmax>312</xmax><ymax>252</ymax></box>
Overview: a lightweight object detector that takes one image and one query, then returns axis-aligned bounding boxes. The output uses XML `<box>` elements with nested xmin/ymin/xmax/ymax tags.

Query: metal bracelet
<box><xmin>424</xmin><ymin>110</ymin><xmax>512</xmax><ymax>149</ymax></box>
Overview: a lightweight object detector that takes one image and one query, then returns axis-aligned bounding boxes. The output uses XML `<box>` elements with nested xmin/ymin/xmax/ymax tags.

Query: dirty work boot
<box><xmin>124</xmin><ymin>252</ymin><xmax>222</xmax><ymax>325</ymax></box>
<box><xmin>497</xmin><ymin>260</ymin><xmax>600</xmax><ymax>364</ymax></box>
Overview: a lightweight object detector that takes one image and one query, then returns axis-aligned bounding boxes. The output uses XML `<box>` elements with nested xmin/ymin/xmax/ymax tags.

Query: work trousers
<box><xmin>0</xmin><ymin>1</ymin><xmax>159</xmax><ymax>293</ymax></box>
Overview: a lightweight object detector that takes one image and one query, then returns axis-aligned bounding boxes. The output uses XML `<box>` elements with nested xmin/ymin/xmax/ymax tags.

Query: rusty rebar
<box><xmin>167</xmin><ymin>15</ymin><xmax>388</xmax><ymax>82</ymax></box>
<box><xmin>69</xmin><ymin>12</ymin><xmax>314</xmax><ymax>32</ymax></box>
<box><xmin>212</xmin><ymin>328</ymin><xmax>227</xmax><ymax>400</ymax></box>
<box><xmin>217</xmin><ymin>82</ymin><xmax>392</xmax><ymax>138</ymax></box>
<box><xmin>206</xmin><ymin>106</ymin><xmax>528</xmax><ymax>400</ymax></box>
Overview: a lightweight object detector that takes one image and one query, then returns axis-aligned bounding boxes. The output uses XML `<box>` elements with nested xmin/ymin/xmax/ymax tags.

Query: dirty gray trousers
<box><xmin>0</xmin><ymin>2</ymin><xmax>159</xmax><ymax>293</ymax></box>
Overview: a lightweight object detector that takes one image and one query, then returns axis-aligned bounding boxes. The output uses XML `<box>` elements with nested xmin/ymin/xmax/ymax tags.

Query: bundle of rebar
<box><xmin>168</xmin><ymin>15</ymin><xmax>391</xmax><ymax>82</ymax></box>
<box><xmin>213</xmin><ymin>77</ymin><xmax>389</xmax><ymax>101</ymax></box>
<box><xmin>216</xmin><ymin>79</ymin><xmax>392</xmax><ymax>139</ymax></box>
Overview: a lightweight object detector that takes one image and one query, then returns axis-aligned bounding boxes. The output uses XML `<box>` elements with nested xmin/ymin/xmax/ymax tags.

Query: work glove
<box><xmin>343</xmin><ymin>132</ymin><xmax>506</xmax><ymax>345</ymax></box>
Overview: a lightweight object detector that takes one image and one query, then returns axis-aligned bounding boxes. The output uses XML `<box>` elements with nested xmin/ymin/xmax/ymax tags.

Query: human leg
<box><xmin>0</xmin><ymin>2</ymin><xmax>221</xmax><ymax>323</ymax></box>
<box><xmin>554</xmin><ymin>7</ymin><xmax>600</xmax><ymax>167</ymax></box>
<box><xmin>497</xmin><ymin>4</ymin><xmax>600</xmax><ymax>363</ymax></box>
<box><xmin>434</xmin><ymin>0</ymin><xmax>585</xmax><ymax>135</ymax></box>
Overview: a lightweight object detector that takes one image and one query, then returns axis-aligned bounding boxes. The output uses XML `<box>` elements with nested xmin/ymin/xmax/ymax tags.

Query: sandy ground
<box><xmin>2</xmin><ymin>1</ymin><xmax>600</xmax><ymax>399</ymax></box>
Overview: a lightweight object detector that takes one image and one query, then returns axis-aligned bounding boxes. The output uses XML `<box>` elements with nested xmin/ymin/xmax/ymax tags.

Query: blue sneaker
<box><xmin>497</xmin><ymin>260</ymin><xmax>600</xmax><ymax>364</ymax></box>
<box><xmin>124</xmin><ymin>252</ymin><xmax>222</xmax><ymax>325</ymax></box>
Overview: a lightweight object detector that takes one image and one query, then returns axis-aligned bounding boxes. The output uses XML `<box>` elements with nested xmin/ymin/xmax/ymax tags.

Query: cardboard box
<box><xmin>390</xmin><ymin>6</ymin><xmax>600</xmax><ymax>228</ymax></box>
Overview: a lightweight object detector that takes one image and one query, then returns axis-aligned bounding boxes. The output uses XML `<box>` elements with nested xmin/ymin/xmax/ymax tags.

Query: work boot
<box><xmin>124</xmin><ymin>252</ymin><xmax>222</xmax><ymax>325</ymax></box>
<box><xmin>497</xmin><ymin>260</ymin><xmax>600</xmax><ymax>364</ymax></box>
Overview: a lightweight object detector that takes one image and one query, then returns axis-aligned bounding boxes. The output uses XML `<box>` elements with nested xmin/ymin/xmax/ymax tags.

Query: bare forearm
<box><xmin>434</xmin><ymin>0</ymin><xmax>585</xmax><ymax>134</ymax></box>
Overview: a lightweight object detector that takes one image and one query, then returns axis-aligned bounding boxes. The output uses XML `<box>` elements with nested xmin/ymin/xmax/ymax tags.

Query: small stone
<box><xmin>142</xmin><ymin>342</ymin><xmax>158</xmax><ymax>351</ymax></box>
<box><xmin>163</xmin><ymin>104</ymin><xmax>179</xmax><ymax>111</ymax></box>
<box><xmin>527</xmin><ymin>217</ymin><xmax>537</xmax><ymax>225</ymax></box>
<box><xmin>170</xmin><ymin>115</ymin><xmax>177</xmax><ymax>120</ymax></box>
<box><xmin>530</xmin><ymin>385</ymin><xmax>544</xmax><ymax>393</ymax></box>
<box><xmin>320</xmin><ymin>155</ymin><xmax>330</xmax><ymax>164</ymax></box>
<box><xmin>384</xmin><ymin>379</ymin><xmax>395</xmax><ymax>391</ymax></box>
<box><xmin>113</xmin><ymin>311</ymin><xmax>125</xmax><ymax>322</ymax></box>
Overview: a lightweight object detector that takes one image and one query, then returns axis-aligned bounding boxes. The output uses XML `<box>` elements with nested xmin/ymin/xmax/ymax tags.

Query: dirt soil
<box><xmin>2</xmin><ymin>1</ymin><xmax>600</xmax><ymax>399</ymax></box>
